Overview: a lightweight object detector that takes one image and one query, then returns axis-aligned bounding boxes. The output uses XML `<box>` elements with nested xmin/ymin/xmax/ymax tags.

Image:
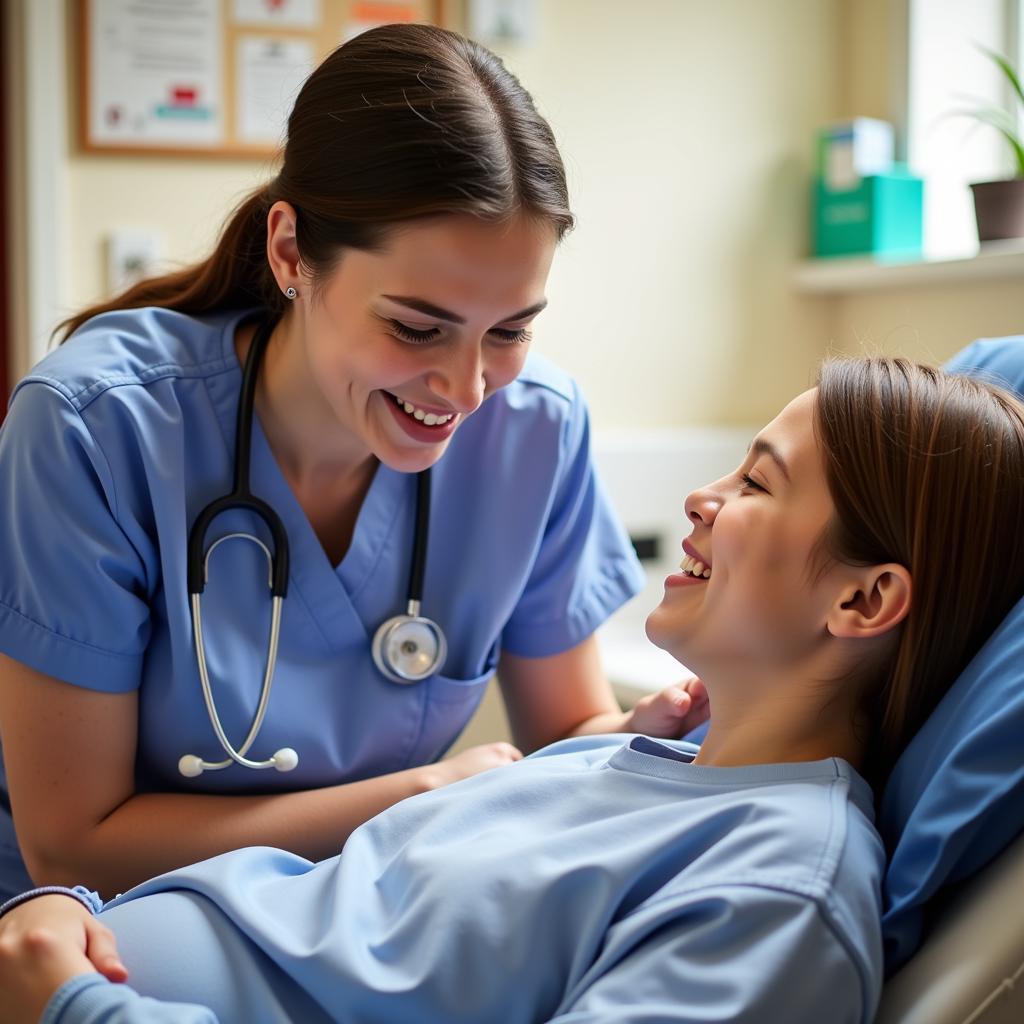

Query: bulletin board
<box><xmin>79</xmin><ymin>0</ymin><xmax>460</xmax><ymax>158</ymax></box>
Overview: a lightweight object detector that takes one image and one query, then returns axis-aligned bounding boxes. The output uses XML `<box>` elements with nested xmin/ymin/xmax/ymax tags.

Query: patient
<box><xmin>2</xmin><ymin>358</ymin><xmax>1024</xmax><ymax>1024</ymax></box>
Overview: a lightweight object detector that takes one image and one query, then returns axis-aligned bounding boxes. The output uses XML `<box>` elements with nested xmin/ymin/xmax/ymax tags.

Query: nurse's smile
<box><xmin>383</xmin><ymin>390</ymin><xmax>461</xmax><ymax>443</ymax></box>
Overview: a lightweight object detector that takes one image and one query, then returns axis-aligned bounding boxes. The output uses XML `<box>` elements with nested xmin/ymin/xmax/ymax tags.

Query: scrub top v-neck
<box><xmin>0</xmin><ymin>305</ymin><xmax>644</xmax><ymax>900</ymax></box>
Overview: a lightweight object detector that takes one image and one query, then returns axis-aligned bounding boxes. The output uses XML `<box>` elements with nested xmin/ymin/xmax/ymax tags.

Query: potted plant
<box><xmin>959</xmin><ymin>48</ymin><xmax>1024</xmax><ymax>242</ymax></box>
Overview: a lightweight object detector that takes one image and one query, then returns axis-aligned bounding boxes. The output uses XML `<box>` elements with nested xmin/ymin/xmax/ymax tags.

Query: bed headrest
<box><xmin>880</xmin><ymin>335</ymin><xmax>1024</xmax><ymax>972</ymax></box>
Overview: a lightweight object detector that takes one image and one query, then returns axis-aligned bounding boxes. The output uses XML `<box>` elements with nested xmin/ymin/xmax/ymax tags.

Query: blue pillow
<box><xmin>879</xmin><ymin>595</ymin><xmax>1024</xmax><ymax>971</ymax></box>
<box><xmin>879</xmin><ymin>335</ymin><xmax>1024</xmax><ymax>972</ymax></box>
<box><xmin>944</xmin><ymin>334</ymin><xmax>1024</xmax><ymax>391</ymax></box>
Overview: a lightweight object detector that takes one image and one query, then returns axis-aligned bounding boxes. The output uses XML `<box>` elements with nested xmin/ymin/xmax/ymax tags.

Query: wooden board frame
<box><xmin>78</xmin><ymin>0</ymin><xmax>456</xmax><ymax>158</ymax></box>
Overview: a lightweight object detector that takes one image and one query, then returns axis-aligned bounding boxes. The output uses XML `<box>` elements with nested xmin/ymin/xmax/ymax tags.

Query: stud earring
<box><xmin>284</xmin><ymin>286</ymin><xmax>298</xmax><ymax>299</ymax></box>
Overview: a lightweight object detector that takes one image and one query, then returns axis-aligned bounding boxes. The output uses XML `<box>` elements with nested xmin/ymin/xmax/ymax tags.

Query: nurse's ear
<box><xmin>826</xmin><ymin>564</ymin><xmax>912</xmax><ymax>640</ymax></box>
<box><xmin>266</xmin><ymin>201</ymin><xmax>303</xmax><ymax>296</ymax></box>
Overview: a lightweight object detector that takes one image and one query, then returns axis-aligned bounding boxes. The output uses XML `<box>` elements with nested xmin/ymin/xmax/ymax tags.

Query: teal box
<box><xmin>813</xmin><ymin>169</ymin><xmax>923</xmax><ymax>259</ymax></box>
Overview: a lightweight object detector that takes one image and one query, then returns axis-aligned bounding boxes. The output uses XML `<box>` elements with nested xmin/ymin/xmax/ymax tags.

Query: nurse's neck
<box><xmin>235</xmin><ymin>318</ymin><xmax>376</xmax><ymax>489</ymax></box>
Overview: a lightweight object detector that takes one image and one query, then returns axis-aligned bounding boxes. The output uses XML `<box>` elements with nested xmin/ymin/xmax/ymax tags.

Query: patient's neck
<box><xmin>691</xmin><ymin>664</ymin><xmax>866</xmax><ymax>770</ymax></box>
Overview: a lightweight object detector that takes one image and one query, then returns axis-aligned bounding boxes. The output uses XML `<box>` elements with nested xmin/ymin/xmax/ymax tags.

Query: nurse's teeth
<box><xmin>393</xmin><ymin>394</ymin><xmax>454</xmax><ymax>426</ymax></box>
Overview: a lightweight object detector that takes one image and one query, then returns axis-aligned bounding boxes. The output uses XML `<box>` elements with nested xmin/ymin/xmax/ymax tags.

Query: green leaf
<box><xmin>965</xmin><ymin>109</ymin><xmax>1024</xmax><ymax>172</ymax></box>
<box><xmin>978</xmin><ymin>45</ymin><xmax>1024</xmax><ymax>111</ymax></box>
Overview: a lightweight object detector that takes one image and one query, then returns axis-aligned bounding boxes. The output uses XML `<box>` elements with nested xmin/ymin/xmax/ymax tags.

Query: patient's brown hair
<box><xmin>814</xmin><ymin>359</ymin><xmax>1024</xmax><ymax>781</ymax></box>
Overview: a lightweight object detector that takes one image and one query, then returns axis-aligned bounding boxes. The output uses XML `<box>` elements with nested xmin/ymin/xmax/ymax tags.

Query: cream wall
<box><xmin>67</xmin><ymin>157</ymin><xmax>272</xmax><ymax>307</ymax></box>
<box><xmin>488</xmin><ymin>0</ymin><xmax>839</xmax><ymax>426</ymax></box>
<box><xmin>60</xmin><ymin>0</ymin><xmax>842</xmax><ymax>429</ymax></box>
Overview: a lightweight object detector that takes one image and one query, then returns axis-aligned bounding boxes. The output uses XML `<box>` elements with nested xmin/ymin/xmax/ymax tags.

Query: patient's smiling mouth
<box><xmin>680</xmin><ymin>540</ymin><xmax>711</xmax><ymax>579</ymax></box>
<box><xmin>679</xmin><ymin>554</ymin><xmax>711</xmax><ymax>579</ymax></box>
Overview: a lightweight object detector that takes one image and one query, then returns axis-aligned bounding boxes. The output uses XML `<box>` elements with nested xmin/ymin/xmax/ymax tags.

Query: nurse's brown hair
<box><xmin>814</xmin><ymin>359</ymin><xmax>1024</xmax><ymax>780</ymax></box>
<box><xmin>57</xmin><ymin>23</ymin><xmax>572</xmax><ymax>341</ymax></box>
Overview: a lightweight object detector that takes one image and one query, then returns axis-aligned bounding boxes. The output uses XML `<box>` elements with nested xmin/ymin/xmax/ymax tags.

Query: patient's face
<box><xmin>646</xmin><ymin>389</ymin><xmax>842</xmax><ymax>674</ymax></box>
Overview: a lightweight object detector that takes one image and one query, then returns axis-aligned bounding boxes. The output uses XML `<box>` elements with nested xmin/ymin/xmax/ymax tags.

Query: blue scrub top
<box><xmin>0</xmin><ymin>307</ymin><xmax>644</xmax><ymax>898</ymax></box>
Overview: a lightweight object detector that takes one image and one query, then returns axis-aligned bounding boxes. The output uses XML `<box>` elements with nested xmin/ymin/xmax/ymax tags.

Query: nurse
<box><xmin>0</xmin><ymin>24</ymin><xmax>705</xmax><ymax>901</ymax></box>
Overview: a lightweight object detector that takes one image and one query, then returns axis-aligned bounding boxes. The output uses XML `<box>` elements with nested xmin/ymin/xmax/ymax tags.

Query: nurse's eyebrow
<box><xmin>382</xmin><ymin>295</ymin><xmax>548</xmax><ymax>324</ymax></box>
<box><xmin>749</xmin><ymin>438</ymin><xmax>791</xmax><ymax>483</ymax></box>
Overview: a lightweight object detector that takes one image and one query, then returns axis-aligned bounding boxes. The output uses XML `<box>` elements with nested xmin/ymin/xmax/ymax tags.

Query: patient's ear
<box><xmin>827</xmin><ymin>564</ymin><xmax>912</xmax><ymax>639</ymax></box>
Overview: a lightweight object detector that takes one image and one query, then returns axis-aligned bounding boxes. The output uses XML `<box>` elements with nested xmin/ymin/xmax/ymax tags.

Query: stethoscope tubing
<box><xmin>187</xmin><ymin>320</ymin><xmax>289</xmax><ymax>599</ymax></box>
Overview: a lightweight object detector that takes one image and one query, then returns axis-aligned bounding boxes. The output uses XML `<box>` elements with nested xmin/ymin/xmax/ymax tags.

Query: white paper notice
<box><xmin>232</xmin><ymin>0</ymin><xmax>321</xmax><ymax>29</ymax></box>
<box><xmin>89</xmin><ymin>0</ymin><xmax>223</xmax><ymax>147</ymax></box>
<box><xmin>237</xmin><ymin>36</ymin><xmax>315</xmax><ymax>145</ymax></box>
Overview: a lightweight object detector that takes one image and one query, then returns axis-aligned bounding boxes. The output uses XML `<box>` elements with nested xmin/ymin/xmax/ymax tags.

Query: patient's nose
<box><xmin>685</xmin><ymin>486</ymin><xmax>722</xmax><ymax>527</ymax></box>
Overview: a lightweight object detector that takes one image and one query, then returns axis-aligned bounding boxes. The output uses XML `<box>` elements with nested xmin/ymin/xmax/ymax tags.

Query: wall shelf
<box><xmin>793</xmin><ymin>239</ymin><xmax>1024</xmax><ymax>294</ymax></box>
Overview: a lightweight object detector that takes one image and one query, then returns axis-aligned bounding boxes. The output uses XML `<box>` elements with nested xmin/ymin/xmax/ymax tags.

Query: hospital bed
<box><xmin>876</xmin><ymin>829</ymin><xmax>1024</xmax><ymax>1024</ymax></box>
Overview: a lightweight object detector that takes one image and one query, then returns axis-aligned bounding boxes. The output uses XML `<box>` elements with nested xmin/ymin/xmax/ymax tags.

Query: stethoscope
<box><xmin>178</xmin><ymin>317</ymin><xmax>447</xmax><ymax>779</ymax></box>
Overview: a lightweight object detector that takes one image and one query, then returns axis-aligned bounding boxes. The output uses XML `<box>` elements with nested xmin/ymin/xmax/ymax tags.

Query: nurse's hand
<box><xmin>0</xmin><ymin>895</ymin><xmax>127</xmax><ymax>1024</ymax></box>
<box><xmin>624</xmin><ymin>675</ymin><xmax>709</xmax><ymax>739</ymax></box>
<box><xmin>438</xmin><ymin>741</ymin><xmax>523</xmax><ymax>787</ymax></box>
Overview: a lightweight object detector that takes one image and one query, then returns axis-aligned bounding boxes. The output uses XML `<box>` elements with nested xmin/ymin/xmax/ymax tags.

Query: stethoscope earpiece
<box><xmin>178</xmin><ymin>754</ymin><xmax>206</xmax><ymax>778</ymax></box>
<box><xmin>181</xmin><ymin>316</ymin><xmax>447</xmax><ymax>780</ymax></box>
<box><xmin>178</xmin><ymin>747</ymin><xmax>299</xmax><ymax>778</ymax></box>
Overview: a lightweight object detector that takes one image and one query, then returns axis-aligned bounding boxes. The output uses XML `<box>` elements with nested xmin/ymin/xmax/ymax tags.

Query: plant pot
<box><xmin>970</xmin><ymin>178</ymin><xmax>1024</xmax><ymax>242</ymax></box>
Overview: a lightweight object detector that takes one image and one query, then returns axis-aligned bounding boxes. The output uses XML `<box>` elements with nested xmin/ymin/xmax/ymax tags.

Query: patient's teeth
<box><xmin>403</xmin><ymin>401</ymin><xmax>415</xmax><ymax>414</ymax></box>
<box><xmin>423</xmin><ymin>413</ymin><xmax>439</xmax><ymax>426</ymax></box>
<box><xmin>413</xmin><ymin>409</ymin><xmax>426</xmax><ymax>421</ymax></box>
<box><xmin>702</xmin><ymin>568</ymin><xmax>711</xmax><ymax>578</ymax></box>
<box><xmin>692</xmin><ymin>561</ymin><xmax>705</xmax><ymax>576</ymax></box>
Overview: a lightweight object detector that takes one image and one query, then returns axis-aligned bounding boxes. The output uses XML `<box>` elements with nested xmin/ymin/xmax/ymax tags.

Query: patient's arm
<box><xmin>548</xmin><ymin>887</ymin><xmax>877</xmax><ymax>1024</ymax></box>
<box><xmin>0</xmin><ymin>894</ymin><xmax>215</xmax><ymax>1023</ymax></box>
<box><xmin>0</xmin><ymin>894</ymin><xmax>125</xmax><ymax>1022</ymax></box>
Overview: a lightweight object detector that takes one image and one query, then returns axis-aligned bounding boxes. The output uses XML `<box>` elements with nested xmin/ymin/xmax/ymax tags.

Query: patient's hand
<box><xmin>625</xmin><ymin>675</ymin><xmax>709</xmax><ymax>739</ymax></box>
<box><xmin>0</xmin><ymin>894</ymin><xmax>127</xmax><ymax>1023</ymax></box>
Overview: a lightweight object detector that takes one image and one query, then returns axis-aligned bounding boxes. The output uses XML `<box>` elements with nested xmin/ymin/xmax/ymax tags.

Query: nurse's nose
<box><xmin>428</xmin><ymin>342</ymin><xmax>486</xmax><ymax>414</ymax></box>
<box><xmin>684</xmin><ymin>482</ymin><xmax>723</xmax><ymax>528</ymax></box>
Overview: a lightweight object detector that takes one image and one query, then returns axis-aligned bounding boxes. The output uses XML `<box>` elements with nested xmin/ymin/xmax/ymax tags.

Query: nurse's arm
<box><xmin>499</xmin><ymin>636</ymin><xmax>710</xmax><ymax>753</ymax></box>
<box><xmin>0</xmin><ymin>656</ymin><xmax>515</xmax><ymax>896</ymax></box>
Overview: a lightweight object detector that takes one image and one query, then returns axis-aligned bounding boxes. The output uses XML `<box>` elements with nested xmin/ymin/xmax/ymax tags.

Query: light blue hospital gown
<box><xmin>0</xmin><ymin>307</ymin><xmax>644</xmax><ymax>899</ymax></box>
<box><xmin>39</xmin><ymin>736</ymin><xmax>885</xmax><ymax>1024</ymax></box>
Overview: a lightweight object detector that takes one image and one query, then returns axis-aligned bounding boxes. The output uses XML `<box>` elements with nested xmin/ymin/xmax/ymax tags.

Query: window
<box><xmin>906</xmin><ymin>0</ymin><xmax>1022</xmax><ymax>257</ymax></box>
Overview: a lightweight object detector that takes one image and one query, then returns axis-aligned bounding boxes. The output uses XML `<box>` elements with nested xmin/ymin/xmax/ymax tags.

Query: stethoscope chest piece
<box><xmin>372</xmin><ymin>606</ymin><xmax>447</xmax><ymax>683</ymax></box>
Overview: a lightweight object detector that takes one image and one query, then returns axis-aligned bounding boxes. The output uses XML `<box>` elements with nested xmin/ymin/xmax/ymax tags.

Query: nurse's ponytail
<box><xmin>57</xmin><ymin>23</ymin><xmax>573</xmax><ymax>342</ymax></box>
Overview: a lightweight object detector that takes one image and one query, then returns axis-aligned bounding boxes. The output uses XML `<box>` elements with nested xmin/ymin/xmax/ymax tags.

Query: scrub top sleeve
<box><xmin>44</xmin><ymin>974</ymin><xmax>219</xmax><ymax>1024</ymax></box>
<box><xmin>0</xmin><ymin>382</ymin><xmax>151</xmax><ymax>692</ymax></box>
<box><xmin>501</xmin><ymin>384</ymin><xmax>644</xmax><ymax>658</ymax></box>
<box><xmin>550</xmin><ymin>887</ymin><xmax>874</xmax><ymax>1024</ymax></box>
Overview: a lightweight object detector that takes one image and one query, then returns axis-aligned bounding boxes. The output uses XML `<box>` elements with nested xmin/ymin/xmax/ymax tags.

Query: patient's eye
<box><xmin>740</xmin><ymin>472</ymin><xmax>767</xmax><ymax>494</ymax></box>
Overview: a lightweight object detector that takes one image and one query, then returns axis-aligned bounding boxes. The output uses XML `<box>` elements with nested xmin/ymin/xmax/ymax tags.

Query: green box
<box><xmin>813</xmin><ymin>169</ymin><xmax>923</xmax><ymax>259</ymax></box>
